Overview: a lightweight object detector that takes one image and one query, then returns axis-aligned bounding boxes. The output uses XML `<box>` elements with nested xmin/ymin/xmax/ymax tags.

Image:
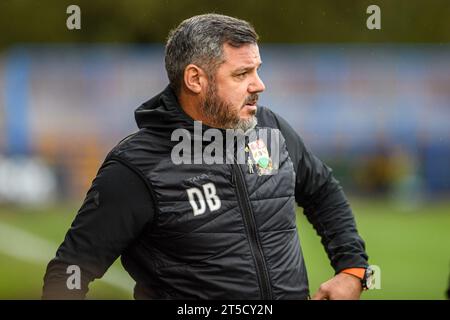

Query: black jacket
<box><xmin>42</xmin><ymin>86</ymin><xmax>368</xmax><ymax>299</ymax></box>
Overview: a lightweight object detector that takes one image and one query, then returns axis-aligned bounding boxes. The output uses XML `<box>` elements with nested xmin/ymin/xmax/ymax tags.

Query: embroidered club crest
<box><xmin>247</xmin><ymin>139</ymin><xmax>273</xmax><ymax>175</ymax></box>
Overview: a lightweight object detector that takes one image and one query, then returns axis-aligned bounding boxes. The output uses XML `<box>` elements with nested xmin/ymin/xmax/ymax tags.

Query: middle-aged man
<box><xmin>43</xmin><ymin>13</ymin><xmax>370</xmax><ymax>300</ymax></box>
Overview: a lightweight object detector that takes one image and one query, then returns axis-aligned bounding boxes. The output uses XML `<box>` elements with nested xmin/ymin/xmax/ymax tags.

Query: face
<box><xmin>200</xmin><ymin>43</ymin><xmax>265</xmax><ymax>131</ymax></box>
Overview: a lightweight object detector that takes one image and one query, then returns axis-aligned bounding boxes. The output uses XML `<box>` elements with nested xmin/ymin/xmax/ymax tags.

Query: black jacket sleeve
<box><xmin>42</xmin><ymin>160</ymin><xmax>154</xmax><ymax>299</ymax></box>
<box><xmin>273</xmin><ymin>112</ymin><xmax>369</xmax><ymax>273</ymax></box>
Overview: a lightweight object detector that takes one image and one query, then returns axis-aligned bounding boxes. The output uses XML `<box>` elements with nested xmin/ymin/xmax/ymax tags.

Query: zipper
<box><xmin>232</xmin><ymin>163</ymin><xmax>273</xmax><ymax>300</ymax></box>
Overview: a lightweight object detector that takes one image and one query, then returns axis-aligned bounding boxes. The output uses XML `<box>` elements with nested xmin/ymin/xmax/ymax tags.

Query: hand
<box><xmin>312</xmin><ymin>272</ymin><xmax>363</xmax><ymax>300</ymax></box>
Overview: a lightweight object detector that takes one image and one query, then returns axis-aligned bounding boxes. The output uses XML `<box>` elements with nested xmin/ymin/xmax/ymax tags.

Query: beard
<box><xmin>200</xmin><ymin>80</ymin><xmax>258</xmax><ymax>132</ymax></box>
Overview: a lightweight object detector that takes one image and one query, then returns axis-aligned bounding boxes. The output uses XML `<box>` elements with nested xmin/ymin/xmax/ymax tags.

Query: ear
<box><xmin>183</xmin><ymin>64</ymin><xmax>207</xmax><ymax>94</ymax></box>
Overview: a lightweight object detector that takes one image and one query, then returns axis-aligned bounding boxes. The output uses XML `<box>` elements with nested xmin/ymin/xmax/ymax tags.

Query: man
<box><xmin>43</xmin><ymin>13</ymin><xmax>369</xmax><ymax>300</ymax></box>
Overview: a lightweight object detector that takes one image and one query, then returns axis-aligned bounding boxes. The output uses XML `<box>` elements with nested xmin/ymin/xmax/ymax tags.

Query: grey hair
<box><xmin>165</xmin><ymin>13</ymin><xmax>259</xmax><ymax>94</ymax></box>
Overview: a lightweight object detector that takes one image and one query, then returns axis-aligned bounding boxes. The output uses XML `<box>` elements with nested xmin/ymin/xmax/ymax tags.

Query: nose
<box><xmin>249</xmin><ymin>72</ymin><xmax>266</xmax><ymax>94</ymax></box>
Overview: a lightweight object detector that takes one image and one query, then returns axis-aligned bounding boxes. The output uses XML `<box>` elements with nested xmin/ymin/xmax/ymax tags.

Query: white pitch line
<box><xmin>0</xmin><ymin>221</ymin><xmax>134</xmax><ymax>294</ymax></box>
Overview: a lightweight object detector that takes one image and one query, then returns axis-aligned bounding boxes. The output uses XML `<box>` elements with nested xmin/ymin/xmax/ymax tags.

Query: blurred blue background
<box><xmin>1</xmin><ymin>44</ymin><xmax>449</xmax><ymax>203</ymax></box>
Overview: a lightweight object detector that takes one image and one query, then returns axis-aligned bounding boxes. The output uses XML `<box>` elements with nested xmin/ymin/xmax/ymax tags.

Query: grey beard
<box><xmin>200</xmin><ymin>80</ymin><xmax>258</xmax><ymax>131</ymax></box>
<box><xmin>234</xmin><ymin>115</ymin><xmax>258</xmax><ymax>133</ymax></box>
<box><xmin>201</xmin><ymin>97</ymin><xmax>241</xmax><ymax>130</ymax></box>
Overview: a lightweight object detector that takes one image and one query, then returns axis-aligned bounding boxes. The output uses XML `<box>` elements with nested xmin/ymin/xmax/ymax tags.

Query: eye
<box><xmin>236</xmin><ymin>72</ymin><xmax>248</xmax><ymax>80</ymax></box>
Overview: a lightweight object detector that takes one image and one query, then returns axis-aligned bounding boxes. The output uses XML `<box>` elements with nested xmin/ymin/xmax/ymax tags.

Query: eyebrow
<box><xmin>233</xmin><ymin>62</ymin><xmax>263</xmax><ymax>73</ymax></box>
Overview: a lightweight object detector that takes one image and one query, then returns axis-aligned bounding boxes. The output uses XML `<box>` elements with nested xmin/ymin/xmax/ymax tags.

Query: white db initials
<box><xmin>186</xmin><ymin>183</ymin><xmax>221</xmax><ymax>216</ymax></box>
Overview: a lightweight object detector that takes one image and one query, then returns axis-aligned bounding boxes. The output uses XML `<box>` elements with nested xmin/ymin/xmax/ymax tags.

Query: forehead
<box><xmin>221</xmin><ymin>43</ymin><xmax>261</xmax><ymax>69</ymax></box>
